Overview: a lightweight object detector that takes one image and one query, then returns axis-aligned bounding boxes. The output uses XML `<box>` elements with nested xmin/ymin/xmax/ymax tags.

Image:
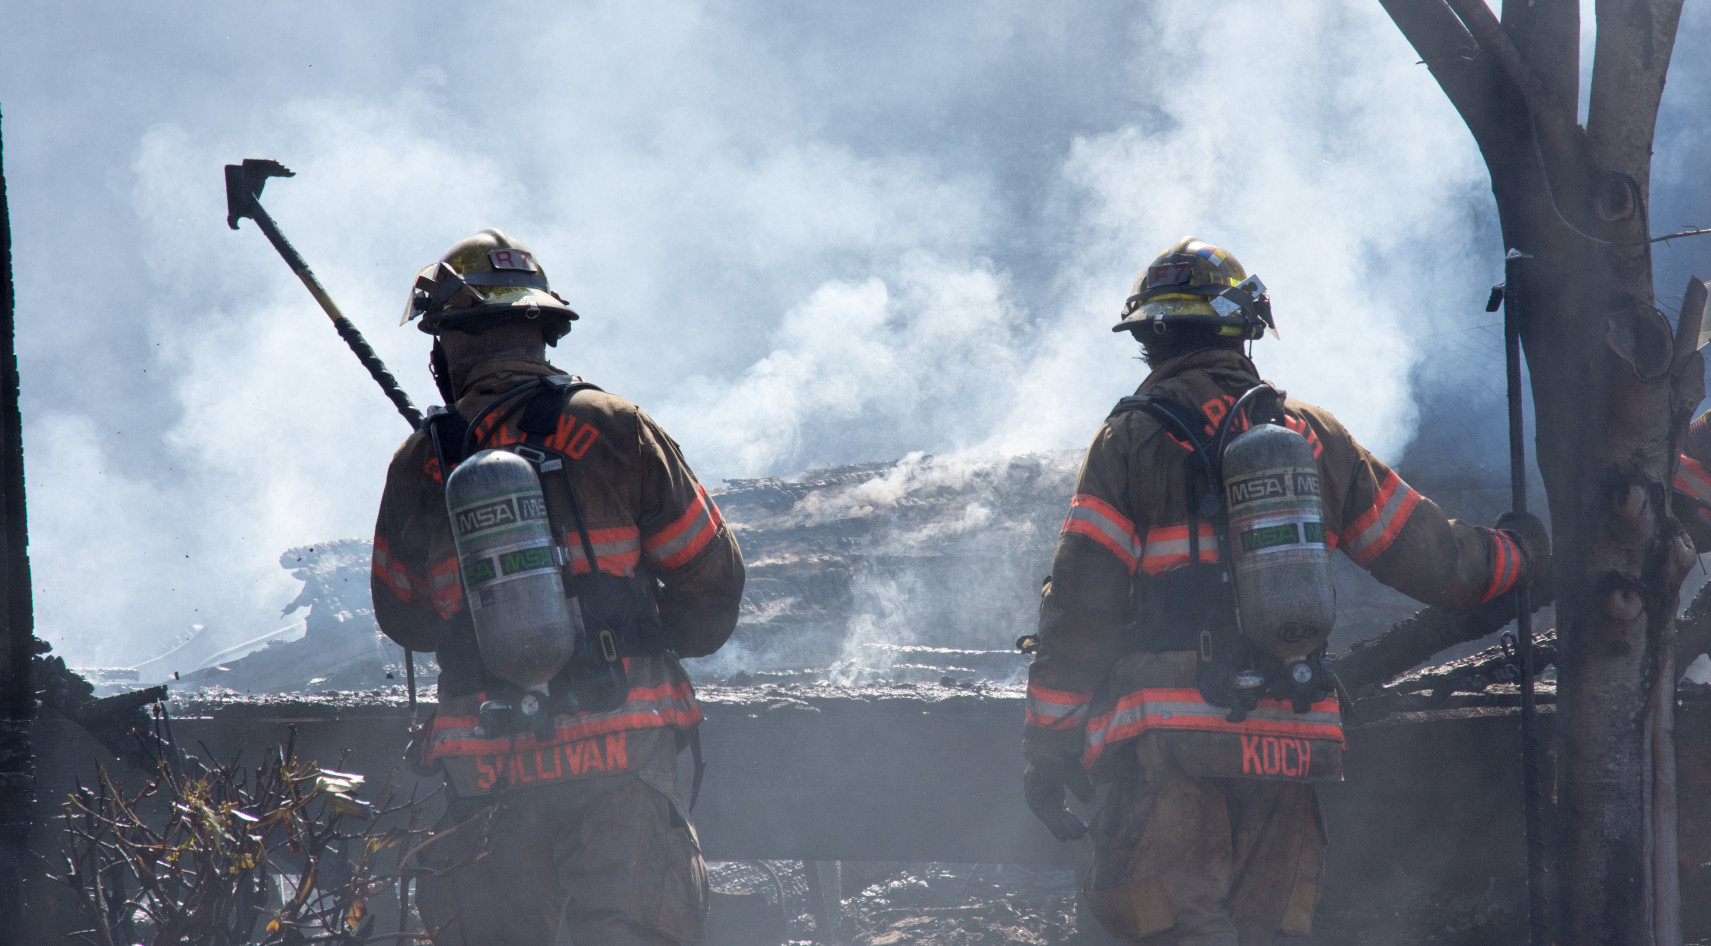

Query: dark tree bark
<box><xmin>0</xmin><ymin>103</ymin><xmax>38</xmax><ymax>945</ymax></box>
<box><xmin>1377</xmin><ymin>1</ymin><xmax>1697</xmax><ymax>943</ymax></box>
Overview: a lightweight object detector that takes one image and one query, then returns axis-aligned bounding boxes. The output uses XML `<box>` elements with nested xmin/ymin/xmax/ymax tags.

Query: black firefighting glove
<box><xmin>1496</xmin><ymin>511</ymin><xmax>1551</xmax><ymax>588</ymax></box>
<box><xmin>1023</xmin><ymin>753</ymin><xmax>1094</xmax><ymax>842</ymax></box>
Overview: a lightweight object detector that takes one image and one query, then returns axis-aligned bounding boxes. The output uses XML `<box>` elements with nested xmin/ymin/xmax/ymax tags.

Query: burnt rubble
<box><xmin>146</xmin><ymin>451</ymin><xmax>1510</xmax><ymax>699</ymax></box>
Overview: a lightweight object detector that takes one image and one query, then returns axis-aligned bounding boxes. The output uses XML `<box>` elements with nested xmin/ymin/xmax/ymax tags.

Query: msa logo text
<box><xmin>1227</xmin><ymin>474</ymin><xmax>1288</xmax><ymax>505</ymax></box>
<box><xmin>456</xmin><ymin>499</ymin><xmax>517</xmax><ymax>536</ymax></box>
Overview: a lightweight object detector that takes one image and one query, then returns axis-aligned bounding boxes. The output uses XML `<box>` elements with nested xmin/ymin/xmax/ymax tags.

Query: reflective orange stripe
<box><xmin>371</xmin><ymin>536</ymin><xmax>417</xmax><ymax>602</ymax></box>
<box><xmin>428</xmin><ymin>556</ymin><xmax>462</xmax><ymax>615</ymax></box>
<box><xmin>562</xmin><ymin>524</ymin><xmax>643</xmax><ymax>577</ymax></box>
<box><xmin>1061</xmin><ymin>494</ymin><xmax>1142</xmax><ymax>572</ymax></box>
<box><xmin>644</xmin><ymin>485</ymin><xmax>721</xmax><ymax>571</ymax></box>
<box><xmin>1026</xmin><ymin>683</ymin><xmax>1094</xmax><ymax>731</ymax></box>
<box><xmin>1478</xmin><ymin>528</ymin><xmax>1522</xmax><ymax>604</ymax></box>
<box><xmin>1083</xmin><ymin>687</ymin><xmax>1344</xmax><ymax>769</ymax></box>
<box><xmin>1139</xmin><ymin>523</ymin><xmax>1219</xmax><ymax>575</ymax></box>
<box><xmin>1340</xmin><ymin>470</ymin><xmax>1421</xmax><ymax>567</ymax></box>
<box><xmin>372</xmin><ymin>537</ymin><xmax>464</xmax><ymax>615</ymax></box>
<box><xmin>424</xmin><ymin>677</ymin><xmax>700</xmax><ymax>762</ymax></box>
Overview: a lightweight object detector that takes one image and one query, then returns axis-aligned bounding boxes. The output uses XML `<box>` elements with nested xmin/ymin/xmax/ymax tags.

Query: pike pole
<box><xmin>225</xmin><ymin>159</ymin><xmax>424</xmax><ymax>719</ymax></box>
<box><xmin>1498</xmin><ymin>254</ymin><xmax>1551</xmax><ymax>946</ymax></box>
<box><xmin>224</xmin><ymin>160</ymin><xmax>423</xmax><ymax>430</ymax></box>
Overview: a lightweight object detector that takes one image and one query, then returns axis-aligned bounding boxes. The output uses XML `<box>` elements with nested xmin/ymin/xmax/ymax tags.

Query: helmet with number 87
<box><xmin>401</xmin><ymin>228</ymin><xmax>579</xmax><ymax>344</ymax></box>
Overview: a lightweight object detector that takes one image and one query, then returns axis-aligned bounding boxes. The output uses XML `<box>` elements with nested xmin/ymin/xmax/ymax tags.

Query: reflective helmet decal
<box><xmin>400</xmin><ymin>229</ymin><xmax>579</xmax><ymax>341</ymax></box>
<box><xmin>1113</xmin><ymin>236</ymin><xmax>1274</xmax><ymax>340</ymax></box>
<box><xmin>489</xmin><ymin>248</ymin><xmax>536</xmax><ymax>272</ymax></box>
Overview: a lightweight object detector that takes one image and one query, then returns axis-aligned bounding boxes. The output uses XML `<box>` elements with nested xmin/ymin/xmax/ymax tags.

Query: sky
<box><xmin>3</xmin><ymin>0</ymin><xmax>1708</xmax><ymax>668</ymax></box>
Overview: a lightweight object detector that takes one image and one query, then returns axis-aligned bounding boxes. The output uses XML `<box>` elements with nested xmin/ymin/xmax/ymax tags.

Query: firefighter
<box><xmin>1022</xmin><ymin>238</ymin><xmax>1550</xmax><ymax>945</ymax></box>
<box><xmin>372</xmin><ymin>229</ymin><xmax>744</xmax><ymax>946</ymax></box>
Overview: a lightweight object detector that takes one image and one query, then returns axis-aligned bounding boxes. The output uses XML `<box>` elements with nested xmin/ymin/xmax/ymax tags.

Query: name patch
<box><xmin>1240</xmin><ymin>734</ymin><xmax>1314</xmax><ymax>778</ymax></box>
<box><xmin>473</xmin><ymin>732</ymin><xmax>630</xmax><ymax>790</ymax></box>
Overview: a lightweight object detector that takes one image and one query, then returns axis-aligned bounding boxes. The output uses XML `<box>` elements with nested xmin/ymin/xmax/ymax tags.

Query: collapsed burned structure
<box><xmin>152</xmin><ymin>449</ymin><xmax>1506</xmax><ymax>696</ymax></box>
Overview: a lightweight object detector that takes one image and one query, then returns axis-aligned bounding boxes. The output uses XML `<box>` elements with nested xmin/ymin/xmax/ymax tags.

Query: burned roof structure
<box><xmin>159</xmin><ymin>449</ymin><xmax>1530</xmax><ymax>696</ymax></box>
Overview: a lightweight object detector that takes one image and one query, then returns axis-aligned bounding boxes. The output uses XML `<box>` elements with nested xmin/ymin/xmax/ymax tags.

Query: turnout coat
<box><xmin>1025</xmin><ymin>349</ymin><xmax>1528</xmax><ymax>781</ymax></box>
<box><xmin>372</xmin><ymin>358</ymin><xmax>745</xmax><ymax>796</ymax></box>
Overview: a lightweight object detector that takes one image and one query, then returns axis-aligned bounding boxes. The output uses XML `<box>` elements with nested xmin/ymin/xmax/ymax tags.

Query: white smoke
<box><xmin>6</xmin><ymin>0</ymin><xmax>1706</xmax><ymax>667</ymax></box>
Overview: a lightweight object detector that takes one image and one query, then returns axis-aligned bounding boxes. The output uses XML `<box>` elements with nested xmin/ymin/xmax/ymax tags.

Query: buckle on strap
<box><xmin>510</xmin><ymin>444</ymin><xmax>564</xmax><ymax>473</ymax></box>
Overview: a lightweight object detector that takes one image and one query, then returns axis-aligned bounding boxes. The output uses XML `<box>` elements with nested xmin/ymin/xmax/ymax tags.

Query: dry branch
<box><xmin>1335</xmin><ymin>576</ymin><xmax>1555</xmax><ymax>693</ymax></box>
<box><xmin>57</xmin><ymin>736</ymin><xmax>438</xmax><ymax>946</ymax></box>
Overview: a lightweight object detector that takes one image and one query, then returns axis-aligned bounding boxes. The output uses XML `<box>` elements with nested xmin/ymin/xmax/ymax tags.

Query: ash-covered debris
<box><xmin>171</xmin><ymin>540</ymin><xmax>434</xmax><ymax>697</ymax></box>
<box><xmin>704</xmin><ymin>451</ymin><xmax>1079</xmax><ymax>677</ymax></box>
<box><xmin>122</xmin><ymin>452</ymin><xmax>1534</xmax><ymax>700</ymax></box>
<box><xmin>713</xmin><ymin>643</ymin><xmax>1030</xmax><ymax>689</ymax></box>
<box><xmin>704</xmin><ymin>860</ymin><xmax>1085</xmax><ymax>946</ymax></box>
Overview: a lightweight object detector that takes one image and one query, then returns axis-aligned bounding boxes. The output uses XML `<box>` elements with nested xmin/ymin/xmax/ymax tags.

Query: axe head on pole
<box><xmin>224</xmin><ymin>159</ymin><xmax>295</xmax><ymax>230</ymax></box>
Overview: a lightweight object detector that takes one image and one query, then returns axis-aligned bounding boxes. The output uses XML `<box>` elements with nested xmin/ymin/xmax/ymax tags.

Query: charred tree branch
<box><xmin>1443</xmin><ymin>0</ymin><xmax>1582</xmax><ymax>165</ymax></box>
<box><xmin>1375</xmin><ymin>0</ymin><xmax>1511</xmax><ymax>153</ymax></box>
<box><xmin>1587</xmin><ymin>0</ymin><xmax>1686</xmax><ymax>193</ymax></box>
<box><xmin>1334</xmin><ymin>576</ymin><xmax>1556</xmax><ymax>693</ymax></box>
<box><xmin>1505</xmin><ymin>0</ymin><xmax>1582</xmax><ymax>127</ymax></box>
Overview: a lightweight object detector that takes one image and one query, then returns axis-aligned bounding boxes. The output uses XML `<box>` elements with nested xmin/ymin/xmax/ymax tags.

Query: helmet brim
<box><xmin>1112</xmin><ymin>295</ymin><xmax>1228</xmax><ymax>333</ymax></box>
<box><xmin>417</xmin><ymin>295</ymin><xmax>580</xmax><ymax>338</ymax></box>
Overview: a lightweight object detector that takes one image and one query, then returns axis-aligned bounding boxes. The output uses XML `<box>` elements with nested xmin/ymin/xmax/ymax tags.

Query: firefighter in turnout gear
<box><xmin>373</xmin><ymin>229</ymin><xmax>745</xmax><ymax>946</ymax></box>
<box><xmin>1023</xmin><ymin>238</ymin><xmax>1550</xmax><ymax>945</ymax></box>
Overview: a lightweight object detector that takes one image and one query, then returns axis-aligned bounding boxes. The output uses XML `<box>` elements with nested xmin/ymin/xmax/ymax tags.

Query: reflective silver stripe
<box><xmin>562</xmin><ymin>534</ymin><xmax>644</xmax><ymax>576</ymax></box>
<box><xmin>646</xmin><ymin>503</ymin><xmax>714</xmax><ymax>566</ymax></box>
<box><xmin>1065</xmin><ymin>504</ymin><xmax>1141</xmax><ymax>562</ymax></box>
<box><xmin>1138</xmin><ymin>528</ymin><xmax>1218</xmax><ymax>573</ymax></box>
<box><xmin>1027</xmin><ymin>698</ymin><xmax>1088</xmax><ymax>722</ymax></box>
<box><xmin>1028</xmin><ymin>699</ymin><xmax>1087</xmax><ymax>720</ymax></box>
<box><xmin>1086</xmin><ymin>698</ymin><xmax>1342</xmax><ymax>747</ymax></box>
<box><xmin>564</xmin><ymin>535</ymin><xmax>643</xmax><ymax>562</ymax></box>
<box><xmin>1342</xmin><ymin>477</ymin><xmax>1419</xmax><ymax>560</ymax></box>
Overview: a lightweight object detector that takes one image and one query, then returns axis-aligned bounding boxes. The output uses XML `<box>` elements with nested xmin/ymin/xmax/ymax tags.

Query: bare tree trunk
<box><xmin>1376</xmin><ymin>1</ymin><xmax>1693</xmax><ymax>942</ymax></box>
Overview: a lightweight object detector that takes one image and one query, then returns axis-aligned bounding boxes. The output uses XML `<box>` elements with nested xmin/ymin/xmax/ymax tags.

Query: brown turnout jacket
<box><xmin>1025</xmin><ymin>350</ymin><xmax>1527</xmax><ymax>781</ymax></box>
<box><xmin>372</xmin><ymin>358</ymin><xmax>744</xmax><ymax>795</ymax></box>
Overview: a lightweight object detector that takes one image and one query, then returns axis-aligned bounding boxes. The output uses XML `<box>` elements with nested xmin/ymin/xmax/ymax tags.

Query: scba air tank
<box><xmin>1222</xmin><ymin>423</ymin><xmax>1336</xmax><ymax>659</ymax></box>
<box><xmin>444</xmin><ymin>449</ymin><xmax>580</xmax><ymax>692</ymax></box>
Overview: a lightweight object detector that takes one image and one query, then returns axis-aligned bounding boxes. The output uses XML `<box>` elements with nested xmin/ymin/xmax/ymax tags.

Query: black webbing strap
<box><xmin>504</xmin><ymin>379</ymin><xmax>625</xmax><ymax>673</ymax></box>
<box><xmin>423</xmin><ymin>405</ymin><xmax>470</xmax><ymax>484</ymax></box>
<box><xmin>688</xmin><ymin>726</ymin><xmax>706</xmax><ymax>812</ymax></box>
<box><xmin>1111</xmin><ymin>394</ymin><xmax>1221</xmax><ymax>563</ymax></box>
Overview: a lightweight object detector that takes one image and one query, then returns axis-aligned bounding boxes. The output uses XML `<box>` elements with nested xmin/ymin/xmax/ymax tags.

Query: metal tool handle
<box><xmin>1502</xmin><ymin>266</ymin><xmax>1551</xmax><ymax>946</ymax></box>
<box><xmin>243</xmin><ymin>206</ymin><xmax>423</xmax><ymax>429</ymax></box>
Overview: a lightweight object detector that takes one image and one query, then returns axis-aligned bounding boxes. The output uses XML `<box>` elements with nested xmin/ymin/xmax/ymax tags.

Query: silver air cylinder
<box><xmin>1222</xmin><ymin>423</ymin><xmax>1336</xmax><ymax>659</ymax></box>
<box><xmin>444</xmin><ymin>448</ymin><xmax>580</xmax><ymax>691</ymax></box>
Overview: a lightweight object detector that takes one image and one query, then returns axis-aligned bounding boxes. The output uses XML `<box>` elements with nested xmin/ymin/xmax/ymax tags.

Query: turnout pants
<box><xmin>1084</xmin><ymin>733</ymin><xmax>1327</xmax><ymax>946</ymax></box>
<box><xmin>412</xmin><ymin>755</ymin><xmax>707</xmax><ymax>946</ymax></box>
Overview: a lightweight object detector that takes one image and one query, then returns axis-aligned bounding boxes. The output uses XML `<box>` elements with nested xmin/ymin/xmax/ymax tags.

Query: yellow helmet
<box><xmin>1112</xmin><ymin>237</ymin><xmax>1274</xmax><ymax>340</ymax></box>
<box><xmin>401</xmin><ymin>229</ymin><xmax>578</xmax><ymax>343</ymax></box>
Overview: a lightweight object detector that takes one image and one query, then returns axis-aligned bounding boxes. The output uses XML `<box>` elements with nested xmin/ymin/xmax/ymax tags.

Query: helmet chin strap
<box><xmin>430</xmin><ymin>337</ymin><xmax>456</xmax><ymax>405</ymax></box>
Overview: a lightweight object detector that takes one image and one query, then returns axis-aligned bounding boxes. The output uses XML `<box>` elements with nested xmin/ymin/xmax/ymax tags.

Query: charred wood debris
<box><xmin>121</xmin><ymin>451</ymin><xmax>1688</xmax><ymax>707</ymax></box>
<box><xmin>41</xmin><ymin>453</ymin><xmax>1711</xmax><ymax>945</ymax></box>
